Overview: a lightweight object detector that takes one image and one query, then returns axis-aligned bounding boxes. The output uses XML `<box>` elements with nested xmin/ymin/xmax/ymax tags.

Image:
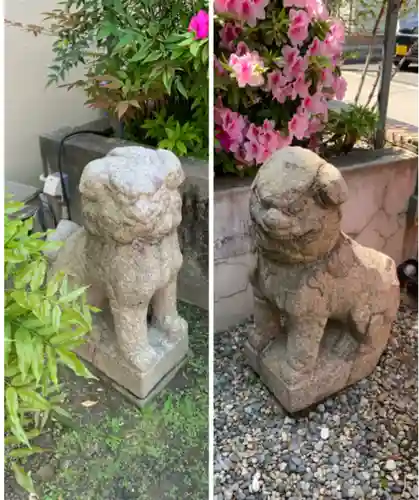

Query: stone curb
<box><xmin>386</xmin><ymin>118</ymin><xmax>418</xmax><ymax>154</ymax></box>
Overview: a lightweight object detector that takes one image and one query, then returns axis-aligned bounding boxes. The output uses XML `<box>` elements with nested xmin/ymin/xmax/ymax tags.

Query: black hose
<box><xmin>57</xmin><ymin>128</ymin><xmax>114</xmax><ymax>220</ymax></box>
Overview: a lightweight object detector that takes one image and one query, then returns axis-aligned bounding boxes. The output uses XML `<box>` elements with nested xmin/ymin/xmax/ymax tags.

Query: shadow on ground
<box><xmin>5</xmin><ymin>302</ymin><xmax>209</xmax><ymax>500</ymax></box>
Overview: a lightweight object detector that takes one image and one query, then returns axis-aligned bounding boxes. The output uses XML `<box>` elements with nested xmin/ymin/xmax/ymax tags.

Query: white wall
<box><xmin>5</xmin><ymin>0</ymin><xmax>98</xmax><ymax>187</ymax></box>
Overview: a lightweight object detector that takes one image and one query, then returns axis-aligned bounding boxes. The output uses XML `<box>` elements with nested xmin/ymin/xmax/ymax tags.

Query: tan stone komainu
<box><xmin>49</xmin><ymin>146</ymin><xmax>188</xmax><ymax>403</ymax></box>
<box><xmin>245</xmin><ymin>146</ymin><xmax>400</xmax><ymax>412</ymax></box>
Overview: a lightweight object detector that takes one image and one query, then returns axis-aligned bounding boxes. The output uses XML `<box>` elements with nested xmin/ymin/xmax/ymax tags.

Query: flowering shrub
<box><xmin>214</xmin><ymin>0</ymin><xmax>347</xmax><ymax>175</ymax></box>
<box><xmin>6</xmin><ymin>0</ymin><xmax>208</xmax><ymax>159</ymax></box>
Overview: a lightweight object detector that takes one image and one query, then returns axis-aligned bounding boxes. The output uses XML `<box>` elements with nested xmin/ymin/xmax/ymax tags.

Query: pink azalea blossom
<box><xmin>188</xmin><ymin>10</ymin><xmax>209</xmax><ymax>40</ymax></box>
<box><xmin>266</xmin><ymin>70</ymin><xmax>289</xmax><ymax>102</ymax></box>
<box><xmin>288</xmin><ymin>9</ymin><xmax>310</xmax><ymax>45</ymax></box>
<box><xmin>229</xmin><ymin>51</ymin><xmax>265</xmax><ymax>87</ymax></box>
<box><xmin>302</xmin><ymin>92</ymin><xmax>326</xmax><ymax>114</ymax></box>
<box><xmin>307</xmin><ymin>116</ymin><xmax>324</xmax><ymax>135</ymax></box>
<box><xmin>282</xmin><ymin>45</ymin><xmax>308</xmax><ymax>79</ymax></box>
<box><xmin>288</xmin><ymin>109</ymin><xmax>310</xmax><ymax>140</ymax></box>
<box><xmin>323</xmin><ymin>20</ymin><xmax>345</xmax><ymax>56</ymax></box>
<box><xmin>306</xmin><ymin>0</ymin><xmax>329</xmax><ymax>19</ymax></box>
<box><xmin>307</xmin><ymin>37</ymin><xmax>325</xmax><ymax>57</ymax></box>
<box><xmin>236</xmin><ymin>41</ymin><xmax>251</xmax><ymax>56</ymax></box>
<box><xmin>319</xmin><ymin>67</ymin><xmax>334</xmax><ymax>88</ymax></box>
<box><xmin>214</xmin><ymin>0</ymin><xmax>269</xmax><ymax>27</ymax></box>
<box><xmin>220</xmin><ymin>23</ymin><xmax>242</xmax><ymax>50</ymax></box>
<box><xmin>293</xmin><ymin>76</ymin><xmax>310</xmax><ymax>99</ymax></box>
<box><xmin>332</xmin><ymin>75</ymin><xmax>347</xmax><ymax>100</ymax></box>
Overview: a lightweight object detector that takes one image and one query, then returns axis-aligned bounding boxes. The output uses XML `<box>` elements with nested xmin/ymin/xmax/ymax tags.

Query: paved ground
<box><xmin>342</xmin><ymin>63</ymin><xmax>418</xmax><ymax>127</ymax></box>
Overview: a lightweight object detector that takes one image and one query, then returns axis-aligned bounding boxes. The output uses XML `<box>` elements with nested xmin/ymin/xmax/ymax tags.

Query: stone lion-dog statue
<box><xmin>49</xmin><ymin>146</ymin><xmax>187</xmax><ymax>374</ymax></box>
<box><xmin>247</xmin><ymin>147</ymin><xmax>400</xmax><ymax>409</ymax></box>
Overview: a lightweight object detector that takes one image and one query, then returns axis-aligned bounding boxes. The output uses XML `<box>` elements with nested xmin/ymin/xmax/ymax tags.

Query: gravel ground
<box><xmin>214</xmin><ymin>298</ymin><xmax>418</xmax><ymax>500</ymax></box>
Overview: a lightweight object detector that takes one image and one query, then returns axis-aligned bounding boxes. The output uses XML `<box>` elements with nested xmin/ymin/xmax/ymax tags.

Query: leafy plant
<box><xmin>4</xmin><ymin>198</ymin><xmax>96</xmax><ymax>494</ymax></box>
<box><xmin>214</xmin><ymin>0</ymin><xmax>347</xmax><ymax>175</ymax></box>
<box><xmin>321</xmin><ymin>103</ymin><xmax>379</xmax><ymax>155</ymax></box>
<box><xmin>5</xmin><ymin>0</ymin><xmax>209</xmax><ymax>159</ymax></box>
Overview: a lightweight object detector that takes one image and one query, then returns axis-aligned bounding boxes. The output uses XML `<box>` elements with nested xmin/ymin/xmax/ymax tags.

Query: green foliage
<box><xmin>4</xmin><ymin>198</ymin><xmax>96</xmax><ymax>493</ymax></box>
<box><xmin>321</xmin><ymin>103</ymin><xmax>379</xmax><ymax>155</ymax></box>
<box><xmin>7</xmin><ymin>0</ymin><xmax>208</xmax><ymax>158</ymax></box>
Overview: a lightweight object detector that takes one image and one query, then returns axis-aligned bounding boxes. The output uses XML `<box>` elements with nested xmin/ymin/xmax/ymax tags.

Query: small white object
<box><xmin>250</xmin><ymin>471</ymin><xmax>261</xmax><ymax>493</ymax></box>
<box><xmin>385</xmin><ymin>459</ymin><xmax>397</xmax><ymax>471</ymax></box>
<box><xmin>43</xmin><ymin>173</ymin><xmax>64</xmax><ymax>197</ymax></box>
<box><xmin>320</xmin><ymin>427</ymin><xmax>330</xmax><ymax>440</ymax></box>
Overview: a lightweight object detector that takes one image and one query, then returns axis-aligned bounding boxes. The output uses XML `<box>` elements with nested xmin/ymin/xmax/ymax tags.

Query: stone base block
<box><xmin>244</xmin><ymin>322</ymin><xmax>387</xmax><ymax>413</ymax></box>
<box><xmin>77</xmin><ymin>312</ymin><xmax>188</xmax><ymax>407</ymax></box>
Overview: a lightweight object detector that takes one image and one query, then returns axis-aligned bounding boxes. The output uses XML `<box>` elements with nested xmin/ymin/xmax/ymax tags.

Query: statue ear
<box><xmin>315</xmin><ymin>163</ymin><xmax>348</xmax><ymax>207</ymax></box>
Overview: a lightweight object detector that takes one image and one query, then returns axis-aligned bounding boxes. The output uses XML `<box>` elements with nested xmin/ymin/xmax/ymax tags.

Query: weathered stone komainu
<box><xmin>245</xmin><ymin>146</ymin><xmax>400</xmax><ymax>413</ymax></box>
<box><xmin>49</xmin><ymin>146</ymin><xmax>188</xmax><ymax>404</ymax></box>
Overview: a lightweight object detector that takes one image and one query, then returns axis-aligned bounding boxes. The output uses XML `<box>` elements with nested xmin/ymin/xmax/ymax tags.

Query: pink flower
<box><xmin>307</xmin><ymin>116</ymin><xmax>324</xmax><ymax>135</ymax></box>
<box><xmin>215</xmin><ymin>0</ymin><xmax>269</xmax><ymax>27</ymax></box>
<box><xmin>222</xmin><ymin>109</ymin><xmax>247</xmax><ymax>144</ymax></box>
<box><xmin>266</xmin><ymin>70</ymin><xmax>289</xmax><ymax>102</ymax></box>
<box><xmin>229</xmin><ymin>51</ymin><xmax>265</xmax><ymax>87</ymax></box>
<box><xmin>323</xmin><ymin>20</ymin><xmax>345</xmax><ymax>56</ymax></box>
<box><xmin>293</xmin><ymin>76</ymin><xmax>310</xmax><ymax>99</ymax></box>
<box><xmin>220</xmin><ymin>23</ymin><xmax>242</xmax><ymax>50</ymax></box>
<box><xmin>188</xmin><ymin>10</ymin><xmax>209</xmax><ymax>40</ymax></box>
<box><xmin>244</xmin><ymin>140</ymin><xmax>264</xmax><ymax>164</ymax></box>
<box><xmin>332</xmin><ymin>75</ymin><xmax>347</xmax><ymax>100</ymax></box>
<box><xmin>288</xmin><ymin>109</ymin><xmax>310</xmax><ymax>140</ymax></box>
<box><xmin>288</xmin><ymin>9</ymin><xmax>310</xmax><ymax>45</ymax></box>
<box><xmin>319</xmin><ymin>67</ymin><xmax>334</xmax><ymax>88</ymax></box>
<box><xmin>306</xmin><ymin>0</ymin><xmax>329</xmax><ymax>19</ymax></box>
<box><xmin>307</xmin><ymin>37</ymin><xmax>325</xmax><ymax>57</ymax></box>
<box><xmin>302</xmin><ymin>92</ymin><xmax>327</xmax><ymax>114</ymax></box>
<box><xmin>282</xmin><ymin>45</ymin><xmax>308</xmax><ymax>79</ymax></box>
<box><xmin>236</xmin><ymin>41</ymin><xmax>250</xmax><ymax>56</ymax></box>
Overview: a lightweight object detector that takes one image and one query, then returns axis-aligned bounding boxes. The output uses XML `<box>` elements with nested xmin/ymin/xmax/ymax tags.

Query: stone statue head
<box><xmin>79</xmin><ymin>146</ymin><xmax>184</xmax><ymax>244</ymax></box>
<box><xmin>250</xmin><ymin>146</ymin><xmax>349</xmax><ymax>261</ymax></box>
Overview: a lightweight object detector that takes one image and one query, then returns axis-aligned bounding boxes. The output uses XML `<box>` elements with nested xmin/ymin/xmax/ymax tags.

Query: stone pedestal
<box><xmin>77</xmin><ymin>311</ymin><xmax>188</xmax><ymax>406</ymax></box>
<box><xmin>244</xmin><ymin>322</ymin><xmax>384</xmax><ymax>413</ymax></box>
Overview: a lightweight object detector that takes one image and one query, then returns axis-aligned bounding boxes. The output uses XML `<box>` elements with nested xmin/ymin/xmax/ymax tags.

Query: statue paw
<box><xmin>248</xmin><ymin>328</ymin><xmax>271</xmax><ymax>352</ymax></box>
<box><xmin>126</xmin><ymin>344</ymin><xmax>159</xmax><ymax>373</ymax></box>
<box><xmin>282</xmin><ymin>358</ymin><xmax>314</xmax><ymax>381</ymax></box>
<box><xmin>156</xmin><ymin>314</ymin><xmax>188</xmax><ymax>339</ymax></box>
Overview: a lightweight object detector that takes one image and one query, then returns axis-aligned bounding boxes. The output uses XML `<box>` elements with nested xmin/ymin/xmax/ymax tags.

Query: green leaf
<box><xmin>30</xmin><ymin>337</ymin><xmax>44</xmax><ymax>384</ymax></box>
<box><xmin>5</xmin><ymin>321</ymin><xmax>12</xmax><ymax>365</ymax></box>
<box><xmin>58</xmin><ymin>286</ymin><xmax>89</xmax><ymax>304</ymax></box>
<box><xmin>57</xmin><ymin>349</ymin><xmax>96</xmax><ymax>379</ymax></box>
<box><xmin>176</xmin><ymin>79</ymin><xmax>188</xmax><ymax>98</ymax></box>
<box><xmin>11</xmin><ymin>463</ymin><xmax>35</xmax><ymax>494</ymax></box>
<box><xmin>14</xmin><ymin>327</ymin><xmax>32</xmax><ymax>380</ymax></box>
<box><xmin>30</xmin><ymin>259</ymin><xmax>47</xmax><ymax>291</ymax></box>
<box><xmin>9</xmin><ymin>446</ymin><xmax>49</xmax><ymax>458</ymax></box>
<box><xmin>17</xmin><ymin>388</ymin><xmax>51</xmax><ymax>411</ymax></box>
<box><xmin>6</xmin><ymin>387</ymin><xmax>29</xmax><ymax>446</ymax></box>
<box><xmin>52</xmin><ymin>304</ymin><xmax>62</xmax><ymax>331</ymax></box>
<box><xmin>50</xmin><ymin>328</ymin><xmax>88</xmax><ymax>346</ymax></box>
<box><xmin>5</xmin><ymin>429</ymin><xmax>40</xmax><ymax>446</ymax></box>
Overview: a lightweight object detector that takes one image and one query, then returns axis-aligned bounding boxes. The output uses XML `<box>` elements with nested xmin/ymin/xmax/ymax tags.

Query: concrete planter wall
<box><xmin>214</xmin><ymin>148</ymin><xmax>418</xmax><ymax>332</ymax></box>
<box><xmin>39</xmin><ymin>120</ymin><xmax>209</xmax><ymax>310</ymax></box>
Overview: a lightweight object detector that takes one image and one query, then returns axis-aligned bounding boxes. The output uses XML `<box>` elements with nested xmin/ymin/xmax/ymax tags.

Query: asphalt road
<box><xmin>342</xmin><ymin>63</ymin><xmax>418</xmax><ymax>127</ymax></box>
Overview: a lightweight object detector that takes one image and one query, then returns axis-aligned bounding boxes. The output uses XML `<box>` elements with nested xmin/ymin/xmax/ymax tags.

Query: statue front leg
<box><xmin>151</xmin><ymin>279</ymin><xmax>187</xmax><ymax>340</ymax></box>
<box><xmin>284</xmin><ymin>315</ymin><xmax>327</xmax><ymax>376</ymax></box>
<box><xmin>109</xmin><ymin>299</ymin><xmax>158</xmax><ymax>373</ymax></box>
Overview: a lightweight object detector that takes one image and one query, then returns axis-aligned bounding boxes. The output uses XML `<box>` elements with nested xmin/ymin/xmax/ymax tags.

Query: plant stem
<box><xmin>354</xmin><ymin>0</ymin><xmax>387</xmax><ymax>104</ymax></box>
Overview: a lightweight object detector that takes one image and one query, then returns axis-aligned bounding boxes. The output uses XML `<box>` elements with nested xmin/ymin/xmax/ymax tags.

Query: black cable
<box><xmin>57</xmin><ymin>128</ymin><xmax>114</xmax><ymax>220</ymax></box>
